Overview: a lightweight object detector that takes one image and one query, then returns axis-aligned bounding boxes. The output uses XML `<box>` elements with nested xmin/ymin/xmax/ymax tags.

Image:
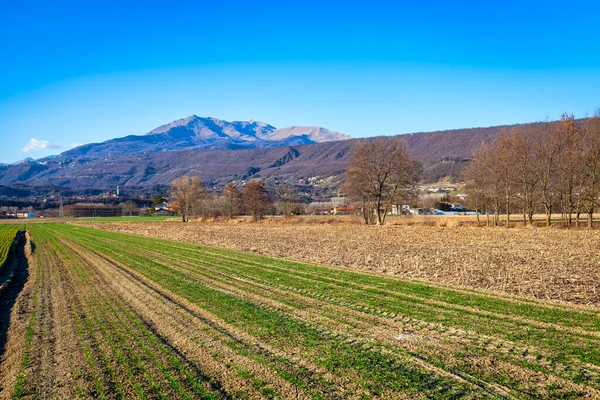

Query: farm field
<box><xmin>0</xmin><ymin>223</ymin><xmax>600</xmax><ymax>398</ymax></box>
<box><xmin>0</xmin><ymin>224</ymin><xmax>25</xmax><ymax>400</ymax></box>
<box><xmin>0</xmin><ymin>225</ymin><xmax>19</xmax><ymax>270</ymax></box>
<box><xmin>86</xmin><ymin>220</ymin><xmax>600</xmax><ymax>306</ymax></box>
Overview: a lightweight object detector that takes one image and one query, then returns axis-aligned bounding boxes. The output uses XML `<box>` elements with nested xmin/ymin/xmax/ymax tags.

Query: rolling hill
<box><xmin>0</xmin><ymin>116</ymin><xmax>513</xmax><ymax>194</ymax></box>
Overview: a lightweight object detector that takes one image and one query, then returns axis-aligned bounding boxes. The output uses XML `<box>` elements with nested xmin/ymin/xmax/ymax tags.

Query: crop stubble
<box><xmin>86</xmin><ymin>221</ymin><xmax>600</xmax><ymax>306</ymax></box>
<box><xmin>1</xmin><ymin>223</ymin><xmax>599</xmax><ymax>398</ymax></box>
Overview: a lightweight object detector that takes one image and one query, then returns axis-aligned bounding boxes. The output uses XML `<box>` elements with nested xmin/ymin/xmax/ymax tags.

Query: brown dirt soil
<box><xmin>84</xmin><ymin>220</ymin><xmax>600</xmax><ymax>306</ymax></box>
<box><xmin>4</xmin><ymin>223</ymin><xmax>600</xmax><ymax>398</ymax></box>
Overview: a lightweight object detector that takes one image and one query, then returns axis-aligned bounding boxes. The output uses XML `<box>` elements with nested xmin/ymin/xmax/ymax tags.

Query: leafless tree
<box><xmin>532</xmin><ymin>122</ymin><xmax>561</xmax><ymax>227</ymax></box>
<box><xmin>275</xmin><ymin>185</ymin><xmax>302</xmax><ymax>217</ymax></box>
<box><xmin>243</xmin><ymin>180</ymin><xmax>272</xmax><ymax>221</ymax></box>
<box><xmin>494</xmin><ymin>134</ymin><xmax>519</xmax><ymax>227</ymax></box>
<box><xmin>507</xmin><ymin>126</ymin><xmax>538</xmax><ymax>226</ymax></box>
<box><xmin>121</xmin><ymin>201</ymin><xmax>137</xmax><ymax>217</ymax></box>
<box><xmin>463</xmin><ymin>144</ymin><xmax>491</xmax><ymax>227</ymax></box>
<box><xmin>221</xmin><ymin>183</ymin><xmax>242</xmax><ymax>219</ymax></box>
<box><xmin>171</xmin><ymin>175</ymin><xmax>206</xmax><ymax>222</ymax></box>
<box><xmin>581</xmin><ymin>112</ymin><xmax>600</xmax><ymax>228</ymax></box>
<box><xmin>343</xmin><ymin>137</ymin><xmax>419</xmax><ymax>225</ymax></box>
<box><xmin>555</xmin><ymin>114</ymin><xmax>582</xmax><ymax>225</ymax></box>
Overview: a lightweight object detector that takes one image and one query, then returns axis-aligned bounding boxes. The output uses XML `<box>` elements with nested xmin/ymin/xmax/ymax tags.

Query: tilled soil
<box><xmin>2</xmin><ymin>223</ymin><xmax>600</xmax><ymax>399</ymax></box>
<box><xmin>86</xmin><ymin>221</ymin><xmax>600</xmax><ymax>306</ymax></box>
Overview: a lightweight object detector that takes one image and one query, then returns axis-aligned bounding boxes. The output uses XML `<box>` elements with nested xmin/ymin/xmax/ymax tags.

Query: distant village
<box><xmin>0</xmin><ymin>182</ymin><xmax>474</xmax><ymax>219</ymax></box>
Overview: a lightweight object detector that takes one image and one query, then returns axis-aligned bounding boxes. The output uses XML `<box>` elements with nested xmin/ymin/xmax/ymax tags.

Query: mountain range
<box><xmin>62</xmin><ymin>115</ymin><xmax>351</xmax><ymax>160</ymax></box>
<box><xmin>0</xmin><ymin>115</ymin><xmax>513</xmax><ymax>196</ymax></box>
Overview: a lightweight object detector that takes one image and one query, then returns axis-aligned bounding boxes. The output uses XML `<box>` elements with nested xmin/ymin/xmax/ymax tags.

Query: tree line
<box><xmin>463</xmin><ymin>112</ymin><xmax>600</xmax><ymax>227</ymax></box>
<box><xmin>171</xmin><ymin>137</ymin><xmax>422</xmax><ymax>225</ymax></box>
<box><xmin>170</xmin><ymin>112</ymin><xmax>600</xmax><ymax>227</ymax></box>
<box><xmin>171</xmin><ymin>177</ymin><xmax>305</xmax><ymax>222</ymax></box>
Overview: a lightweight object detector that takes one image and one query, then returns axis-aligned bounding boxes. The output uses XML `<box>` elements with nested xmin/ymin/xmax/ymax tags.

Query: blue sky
<box><xmin>1</xmin><ymin>1</ymin><xmax>600</xmax><ymax>163</ymax></box>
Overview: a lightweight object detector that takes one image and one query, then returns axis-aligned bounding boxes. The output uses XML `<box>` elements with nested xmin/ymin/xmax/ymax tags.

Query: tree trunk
<box><xmin>588</xmin><ymin>208</ymin><xmax>594</xmax><ymax>228</ymax></box>
<box><xmin>545</xmin><ymin>206</ymin><xmax>551</xmax><ymax>227</ymax></box>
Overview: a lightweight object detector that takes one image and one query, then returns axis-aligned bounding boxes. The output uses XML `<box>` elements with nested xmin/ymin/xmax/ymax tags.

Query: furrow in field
<box><xmin>66</xmin><ymin>236</ymin><xmax>401</xmax><ymax>399</ymax></box>
<box><xmin>73</xmin><ymin>227</ymin><xmax>600</xmax><ymax>336</ymax></box>
<box><xmin>22</xmin><ymin>222</ymin><xmax>600</xmax><ymax>398</ymax></box>
<box><xmin>55</xmin><ymin>227</ymin><xmax>488</xmax><ymax>398</ymax></box>
<box><xmin>78</xmin><ymin>229</ymin><xmax>600</xmax><ymax>398</ymax></box>
<box><xmin>86</xmin><ymin>236</ymin><xmax>527</xmax><ymax>398</ymax></box>
<box><xmin>71</xmin><ymin>230</ymin><xmax>600</xmax><ymax>373</ymax></box>
<box><xmin>43</xmin><ymin>226</ymin><xmax>225</xmax><ymax>399</ymax></box>
<box><xmin>59</xmin><ymin>235</ymin><xmax>315</xmax><ymax>400</ymax></box>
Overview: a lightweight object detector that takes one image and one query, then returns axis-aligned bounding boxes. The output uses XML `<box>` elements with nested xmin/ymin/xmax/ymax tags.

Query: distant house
<box><xmin>332</xmin><ymin>206</ymin><xmax>357</xmax><ymax>215</ymax></box>
<box><xmin>389</xmin><ymin>204</ymin><xmax>413</xmax><ymax>215</ymax></box>
<box><xmin>16</xmin><ymin>211</ymin><xmax>36</xmax><ymax>218</ymax></box>
<box><xmin>153</xmin><ymin>202</ymin><xmax>175</xmax><ymax>216</ymax></box>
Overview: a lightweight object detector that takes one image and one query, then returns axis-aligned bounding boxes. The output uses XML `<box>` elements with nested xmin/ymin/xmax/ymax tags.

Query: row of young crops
<box><xmin>4</xmin><ymin>222</ymin><xmax>600</xmax><ymax>399</ymax></box>
<box><xmin>0</xmin><ymin>224</ymin><xmax>20</xmax><ymax>269</ymax></box>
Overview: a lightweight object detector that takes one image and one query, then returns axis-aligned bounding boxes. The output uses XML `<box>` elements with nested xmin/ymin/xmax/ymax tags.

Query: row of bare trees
<box><xmin>171</xmin><ymin>177</ymin><xmax>274</xmax><ymax>222</ymax></box>
<box><xmin>463</xmin><ymin>112</ymin><xmax>600</xmax><ymax>227</ymax></box>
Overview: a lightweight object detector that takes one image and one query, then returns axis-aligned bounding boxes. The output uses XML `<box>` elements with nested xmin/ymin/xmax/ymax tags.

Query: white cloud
<box><xmin>21</xmin><ymin>138</ymin><xmax>62</xmax><ymax>152</ymax></box>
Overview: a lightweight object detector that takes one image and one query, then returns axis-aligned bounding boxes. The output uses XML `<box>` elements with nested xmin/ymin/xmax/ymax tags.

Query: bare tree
<box><xmin>244</xmin><ymin>180</ymin><xmax>272</xmax><ymax>221</ymax></box>
<box><xmin>507</xmin><ymin>126</ymin><xmax>538</xmax><ymax>226</ymax></box>
<box><xmin>555</xmin><ymin>114</ymin><xmax>582</xmax><ymax>225</ymax></box>
<box><xmin>532</xmin><ymin>122</ymin><xmax>561</xmax><ymax>227</ymax></box>
<box><xmin>171</xmin><ymin>175</ymin><xmax>206</xmax><ymax>222</ymax></box>
<box><xmin>494</xmin><ymin>134</ymin><xmax>519</xmax><ymax>227</ymax></box>
<box><xmin>275</xmin><ymin>185</ymin><xmax>301</xmax><ymax>217</ymax></box>
<box><xmin>121</xmin><ymin>201</ymin><xmax>137</xmax><ymax>217</ymax></box>
<box><xmin>487</xmin><ymin>145</ymin><xmax>504</xmax><ymax>227</ymax></box>
<box><xmin>463</xmin><ymin>144</ymin><xmax>491</xmax><ymax>227</ymax></box>
<box><xmin>581</xmin><ymin>112</ymin><xmax>600</xmax><ymax>228</ymax></box>
<box><xmin>221</xmin><ymin>183</ymin><xmax>242</xmax><ymax>219</ymax></box>
<box><xmin>343</xmin><ymin>137</ymin><xmax>418</xmax><ymax>225</ymax></box>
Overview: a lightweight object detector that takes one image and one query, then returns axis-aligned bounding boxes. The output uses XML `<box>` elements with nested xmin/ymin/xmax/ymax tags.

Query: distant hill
<box><xmin>0</xmin><ymin>115</ymin><xmax>551</xmax><ymax>197</ymax></box>
<box><xmin>59</xmin><ymin>115</ymin><xmax>351</xmax><ymax>160</ymax></box>
<box><xmin>0</xmin><ymin>122</ymin><xmax>522</xmax><ymax>194</ymax></box>
<box><xmin>11</xmin><ymin>157</ymin><xmax>36</xmax><ymax>165</ymax></box>
<box><xmin>399</xmin><ymin>125</ymin><xmax>507</xmax><ymax>163</ymax></box>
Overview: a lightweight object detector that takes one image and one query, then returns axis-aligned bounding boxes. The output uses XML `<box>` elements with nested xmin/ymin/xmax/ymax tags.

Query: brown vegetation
<box><xmin>4</xmin><ymin>223</ymin><xmax>600</xmax><ymax>398</ymax></box>
<box><xmin>464</xmin><ymin>112</ymin><xmax>600</xmax><ymax>228</ymax></box>
<box><xmin>87</xmin><ymin>219</ymin><xmax>600</xmax><ymax>306</ymax></box>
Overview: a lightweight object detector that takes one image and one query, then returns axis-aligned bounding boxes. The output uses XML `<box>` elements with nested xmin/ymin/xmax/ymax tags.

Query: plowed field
<box><xmin>87</xmin><ymin>221</ymin><xmax>600</xmax><ymax>306</ymax></box>
<box><xmin>1</xmin><ymin>223</ymin><xmax>600</xmax><ymax>398</ymax></box>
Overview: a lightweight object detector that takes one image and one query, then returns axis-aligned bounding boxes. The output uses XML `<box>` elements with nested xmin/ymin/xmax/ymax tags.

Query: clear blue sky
<box><xmin>1</xmin><ymin>0</ymin><xmax>600</xmax><ymax>163</ymax></box>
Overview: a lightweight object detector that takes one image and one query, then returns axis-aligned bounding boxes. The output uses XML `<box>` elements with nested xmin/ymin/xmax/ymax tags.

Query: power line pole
<box><xmin>59</xmin><ymin>196</ymin><xmax>64</xmax><ymax>218</ymax></box>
